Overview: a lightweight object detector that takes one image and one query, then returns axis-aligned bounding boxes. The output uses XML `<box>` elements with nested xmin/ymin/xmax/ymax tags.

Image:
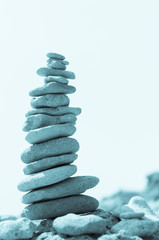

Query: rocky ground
<box><xmin>1</xmin><ymin>171</ymin><xmax>159</xmax><ymax>240</ymax></box>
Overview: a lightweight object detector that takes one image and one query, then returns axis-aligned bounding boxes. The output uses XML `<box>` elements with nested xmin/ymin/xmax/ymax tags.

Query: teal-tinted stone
<box><xmin>46</xmin><ymin>52</ymin><xmax>65</xmax><ymax>60</ymax></box>
<box><xmin>47</xmin><ymin>58</ymin><xmax>69</xmax><ymax>65</ymax></box>
<box><xmin>25</xmin><ymin>123</ymin><xmax>76</xmax><ymax>144</ymax></box>
<box><xmin>47</xmin><ymin>61</ymin><xmax>66</xmax><ymax>70</ymax></box>
<box><xmin>21</xmin><ymin>195</ymin><xmax>99</xmax><ymax>220</ymax></box>
<box><xmin>44</xmin><ymin>76</ymin><xmax>69</xmax><ymax>84</ymax></box>
<box><xmin>25</xmin><ymin>107</ymin><xmax>81</xmax><ymax>117</ymax></box>
<box><xmin>37</xmin><ymin>68</ymin><xmax>75</xmax><ymax>79</ymax></box>
<box><xmin>30</xmin><ymin>94</ymin><xmax>69</xmax><ymax>108</ymax></box>
<box><xmin>22</xmin><ymin>176</ymin><xmax>99</xmax><ymax>204</ymax></box>
<box><xmin>23</xmin><ymin>114</ymin><xmax>77</xmax><ymax>132</ymax></box>
<box><xmin>29</xmin><ymin>82</ymin><xmax>76</xmax><ymax>96</ymax></box>
<box><xmin>18</xmin><ymin>165</ymin><xmax>77</xmax><ymax>192</ymax></box>
<box><xmin>53</xmin><ymin>213</ymin><xmax>106</xmax><ymax>236</ymax></box>
<box><xmin>21</xmin><ymin>137</ymin><xmax>79</xmax><ymax>163</ymax></box>
<box><xmin>23</xmin><ymin>153</ymin><xmax>78</xmax><ymax>175</ymax></box>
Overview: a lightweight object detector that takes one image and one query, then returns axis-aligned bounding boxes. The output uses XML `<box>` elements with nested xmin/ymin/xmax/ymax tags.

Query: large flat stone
<box><xmin>23</xmin><ymin>153</ymin><xmax>78</xmax><ymax>175</ymax></box>
<box><xmin>30</xmin><ymin>94</ymin><xmax>69</xmax><ymax>108</ymax></box>
<box><xmin>18</xmin><ymin>165</ymin><xmax>77</xmax><ymax>192</ymax></box>
<box><xmin>25</xmin><ymin>123</ymin><xmax>76</xmax><ymax>144</ymax></box>
<box><xmin>44</xmin><ymin>76</ymin><xmax>69</xmax><ymax>84</ymax></box>
<box><xmin>22</xmin><ymin>176</ymin><xmax>99</xmax><ymax>204</ymax></box>
<box><xmin>37</xmin><ymin>67</ymin><xmax>75</xmax><ymax>79</ymax></box>
<box><xmin>23</xmin><ymin>113</ymin><xmax>77</xmax><ymax>132</ymax></box>
<box><xmin>21</xmin><ymin>195</ymin><xmax>99</xmax><ymax>220</ymax></box>
<box><xmin>29</xmin><ymin>82</ymin><xmax>76</xmax><ymax>96</ymax></box>
<box><xmin>21</xmin><ymin>137</ymin><xmax>79</xmax><ymax>163</ymax></box>
<box><xmin>26</xmin><ymin>106</ymin><xmax>82</xmax><ymax>117</ymax></box>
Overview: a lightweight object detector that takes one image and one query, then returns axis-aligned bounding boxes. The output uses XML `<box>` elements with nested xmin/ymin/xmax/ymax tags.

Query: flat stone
<box><xmin>44</xmin><ymin>76</ymin><xmax>69</xmax><ymax>84</ymax></box>
<box><xmin>23</xmin><ymin>153</ymin><xmax>78</xmax><ymax>175</ymax></box>
<box><xmin>98</xmin><ymin>233</ymin><xmax>142</xmax><ymax>240</ymax></box>
<box><xmin>0</xmin><ymin>218</ymin><xmax>34</xmax><ymax>239</ymax></box>
<box><xmin>30</xmin><ymin>94</ymin><xmax>70</xmax><ymax>108</ymax></box>
<box><xmin>29</xmin><ymin>82</ymin><xmax>76</xmax><ymax>96</ymax></box>
<box><xmin>37</xmin><ymin>67</ymin><xmax>75</xmax><ymax>79</ymax></box>
<box><xmin>32</xmin><ymin>232</ymin><xmax>55</xmax><ymax>240</ymax></box>
<box><xmin>22</xmin><ymin>176</ymin><xmax>99</xmax><ymax>204</ymax></box>
<box><xmin>47</xmin><ymin>60</ymin><xmax>66</xmax><ymax>70</ymax></box>
<box><xmin>46</xmin><ymin>52</ymin><xmax>65</xmax><ymax>60</ymax></box>
<box><xmin>53</xmin><ymin>213</ymin><xmax>106</xmax><ymax>236</ymax></box>
<box><xmin>120</xmin><ymin>212</ymin><xmax>145</xmax><ymax>219</ymax></box>
<box><xmin>25</xmin><ymin>123</ymin><xmax>76</xmax><ymax>144</ymax></box>
<box><xmin>23</xmin><ymin>113</ymin><xmax>77</xmax><ymax>132</ymax></box>
<box><xmin>18</xmin><ymin>165</ymin><xmax>77</xmax><ymax>192</ymax></box>
<box><xmin>21</xmin><ymin>195</ymin><xmax>99</xmax><ymax>220</ymax></box>
<box><xmin>47</xmin><ymin>58</ymin><xmax>69</xmax><ymax>65</ymax></box>
<box><xmin>26</xmin><ymin>106</ymin><xmax>82</xmax><ymax>117</ymax></box>
<box><xmin>51</xmin><ymin>235</ymin><xmax>94</xmax><ymax>240</ymax></box>
<box><xmin>0</xmin><ymin>214</ymin><xmax>20</xmax><ymax>222</ymax></box>
<box><xmin>128</xmin><ymin>196</ymin><xmax>159</xmax><ymax>221</ymax></box>
<box><xmin>21</xmin><ymin>137</ymin><xmax>79</xmax><ymax>163</ymax></box>
<box><xmin>111</xmin><ymin>219</ymin><xmax>159</xmax><ymax>238</ymax></box>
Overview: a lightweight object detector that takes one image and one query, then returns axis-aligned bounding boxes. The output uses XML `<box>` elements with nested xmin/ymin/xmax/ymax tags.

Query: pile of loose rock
<box><xmin>17</xmin><ymin>52</ymin><xmax>99</xmax><ymax>220</ymax></box>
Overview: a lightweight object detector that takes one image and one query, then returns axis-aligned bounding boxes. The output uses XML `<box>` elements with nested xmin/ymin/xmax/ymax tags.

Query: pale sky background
<box><xmin>0</xmin><ymin>0</ymin><xmax>159</xmax><ymax>215</ymax></box>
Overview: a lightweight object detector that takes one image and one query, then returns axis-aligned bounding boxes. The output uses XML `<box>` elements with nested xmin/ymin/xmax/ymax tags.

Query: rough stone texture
<box><xmin>44</xmin><ymin>76</ymin><xmax>69</xmax><ymax>84</ymax></box>
<box><xmin>23</xmin><ymin>153</ymin><xmax>78</xmax><ymax>175</ymax></box>
<box><xmin>22</xmin><ymin>176</ymin><xmax>99</xmax><ymax>204</ymax></box>
<box><xmin>0</xmin><ymin>214</ymin><xmax>20</xmax><ymax>222</ymax></box>
<box><xmin>52</xmin><ymin>235</ymin><xmax>95</xmax><ymax>240</ymax></box>
<box><xmin>37</xmin><ymin>67</ymin><xmax>75</xmax><ymax>79</ymax></box>
<box><xmin>46</xmin><ymin>52</ymin><xmax>65</xmax><ymax>60</ymax></box>
<box><xmin>21</xmin><ymin>195</ymin><xmax>99</xmax><ymax>220</ymax></box>
<box><xmin>32</xmin><ymin>232</ymin><xmax>55</xmax><ymax>239</ymax></box>
<box><xmin>53</xmin><ymin>213</ymin><xmax>106</xmax><ymax>236</ymax></box>
<box><xmin>0</xmin><ymin>218</ymin><xmax>34</xmax><ymax>239</ymax></box>
<box><xmin>111</xmin><ymin>219</ymin><xmax>159</xmax><ymax>239</ymax></box>
<box><xmin>29</xmin><ymin>82</ymin><xmax>76</xmax><ymax>96</ymax></box>
<box><xmin>23</xmin><ymin>113</ymin><xmax>77</xmax><ymax>132</ymax></box>
<box><xmin>98</xmin><ymin>232</ymin><xmax>143</xmax><ymax>240</ymax></box>
<box><xmin>18</xmin><ymin>165</ymin><xmax>77</xmax><ymax>192</ymax></box>
<box><xmin>120</xmin><ymin>212</ymin><xmax>145</xmax><ymax>220</ymax></box>
<box><xmin>21</xmin><ymin>137</ymin><xmax>79</xmax><ymax>163</ymax></box>
<box><xmin>25</xmin><ymin>123</ymin><xmax>76</xmax><ymax>144</ymax></box>
<box><xmin>32</xmin><ymin>219</ymin><xmax>55</xmax><ymax>234</ymax></box>
<box><xmin>31</xmin><ymin>94</ymin><xmax>70</xmax><ymax>108</ymax></box>
<box><xmin>47</xmin><ymin>60</ymin><xmax>66</xmax><ymax>70</ymax></box>
<box><xmin>26</xmin><ymin>106</ymin><xmax>82</xmax><ymax>117</ymax></box>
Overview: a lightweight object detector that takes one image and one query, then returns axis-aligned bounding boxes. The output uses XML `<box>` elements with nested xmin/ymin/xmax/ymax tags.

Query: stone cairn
<box><xmin>18</xmin><ymin>52</ymin><xmax>99</xmax><ymax>220</ymax></box>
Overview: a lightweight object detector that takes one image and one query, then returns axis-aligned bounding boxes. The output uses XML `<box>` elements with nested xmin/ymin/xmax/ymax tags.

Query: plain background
<box><xmin>0</xmin><ymin>0</ymin><xmax>159</xmax><ymax>214</ymax></box>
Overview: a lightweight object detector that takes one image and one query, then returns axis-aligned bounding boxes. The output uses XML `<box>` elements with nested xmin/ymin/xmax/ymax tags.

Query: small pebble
<box><xmin>53</xmin><ymin>213</ymin><xmax>106</xmax><ymax>236</ymax></box>
<box><xmin>44</xmin><ymin>76</ymin><xmax>69</xmax><ymax>84</ymax></box>
<box><xmin>23</xmin><ymin>153</ymin><xmax>78</xmax><ymax>175</ymax></box>
<box><xmin>120</xmin><ymin>212</ymin><xmax>145</xmax><ymax>219</ymax></box>
<box><xmin>25</xmin><ymin>123</ymin><xmax>76</xmax><ymax>144</ymax></box>
<box><xmin>21</xmin><ymin>195</ymin><xmax>99</xmax><ymax>220</ymax></box>
<box><xmin>21</xmin><ymin>137</ymin><xmax>79</xmax><ymax>163</ymax></box>
<box><xmin>18</xmin><ymin>165</ymin><xmax>77</xmax><ymax>192</ymax></box>
<box><xmin>30</xmin><ymin>94</ymin><xmax>70</xmax><ymax>108</ymax></box>
<box><xmin>37</xmin><ymin>67</ymin><xmax>75</xmax><ymax>79</ymax></box>
<box><xmin>29</xmin><ymin>82</ymin><xmax>76</xmax><ymax>96</ymax></box>
<box><xmin>47</xmin><ymin>60</ymin><xmax>66</xmax><ymax>70</ymax></box>
<box><xmin>46</xmin><ymin>52</ymin><xmax>65</xmax><ymax>60</ymax></box>
<box><xmin>26</xmin><ymin>106</ymin><xmax>81</xmax><ymax>117</ymax></box>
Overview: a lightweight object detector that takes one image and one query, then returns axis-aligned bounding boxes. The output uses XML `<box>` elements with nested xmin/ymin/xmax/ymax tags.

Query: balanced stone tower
<box><xmin>18</xmin><ymin>52</ymin><xmax>99</xmax><ymax>220</ymax></box>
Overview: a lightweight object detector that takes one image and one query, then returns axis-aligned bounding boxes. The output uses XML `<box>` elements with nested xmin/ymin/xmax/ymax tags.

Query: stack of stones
<box><xmin>18</xmin><ymin>52</ymin><xmax>99</xmax><ymax>220</ymax></box>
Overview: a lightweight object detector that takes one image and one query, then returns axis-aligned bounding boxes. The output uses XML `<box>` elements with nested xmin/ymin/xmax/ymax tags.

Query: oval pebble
<box><xmin>23</xmin><ymin>153</ymin><xmax>78</xmax><ymax>175</ymax></box>
<box><xmin>37</xmin><ymin>67</ymin><xmax>75</xmax><ymax>79</ymax></box>
<box><xmin>44</xmin><ymin>76</ymin><xmax>69</xmax><ymax>84</ymax></box>
<box><xmin>25</xmin><ymin>123</ymin><xmax>76</xmax><ymax>144</ymax></box>
<box><xmin>23</xmin><ymin>113</ymin><xmax>77</xmax><ymax>132</ymax></box>
<box><xmin>47</xmin><ymin>61</ymin><xmax>66</xmax><ymax>70</ymax></box>
<box><xmin>29</xmin><ymin>82</ymin><xmax>76</xmax><ymax>96</ymax></box>
<box><xmin>25</xmin><ymin>107</ymin><xmax>82</xmax><ymax>117</ymax></box>
<box><xmin>22</xmin><ymin>176</ymin><xmax>99</xmax><ymax>204</ymax></box>
<box><xmin>18</xmin><ymin>165</ymin><xmax>77</xmax><ymax>192</ymax></box>
<box><xmin>21</xmin><ymin>195</ymin><xmax>99</xmax><ymax>220</ymax></box>
<box><xmin>46</xmin><ymin>52</ymin><xmax>65</xmax><ymax>60</ymax></box>
<box><xmin>30</xmin><ymin>94</ymin><xmax>70</xmax><ymax>108</ymax></box>
<box><xmin>21</xmin><ymin>137</ymin><xmax>79</xmax><ymax>163</ymax></box>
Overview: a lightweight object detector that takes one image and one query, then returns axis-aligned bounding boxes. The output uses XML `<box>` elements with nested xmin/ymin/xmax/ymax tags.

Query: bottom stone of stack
<box><xmin>21</xmin><ymin>195</ymin><xmax>99</xmax><ymax>220</ymax></box>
